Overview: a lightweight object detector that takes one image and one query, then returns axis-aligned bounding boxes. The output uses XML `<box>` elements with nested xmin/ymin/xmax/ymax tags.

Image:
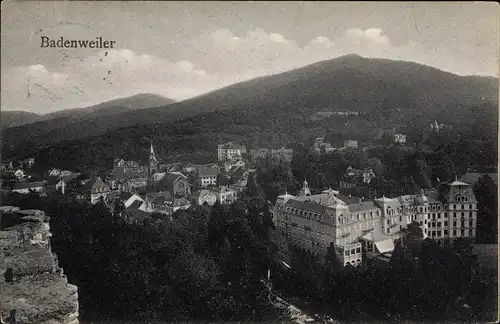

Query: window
<box><xmin>469</xmin><ymin>220</ymin><xmax>473</xmax><ymax>227</ymax></box>
<box><xmin>461</xmin><ymin>205</ymin><xmax>464</xmax><ymax>209</ymax></box>
<box><xmin>356</xmin><ymin>247</ymin><xmax>361</xmax><ymax>253</ymax></box>
<box><xmin>351</xmin><ymin>249</ymin><xmax>355</xmax><ymax>255</ymax></box>
<box><xmin>444</xmin><ymin>221</ymin><xmax>448</xmax><ymax>226</ymax></box>
<box><xmin>399</xmin><ymin>216</ymin><xmax>402</xmax><ymax>222</ymax></box>
<box><xmin>453</xmin><ymin>212</ymin><xmax>457</xmax><ymax>218</ymax></box>
<box><xmin>453</xmin><ymin>204</ymin><xmax>457</xmax><ymax>210</ymax></box>
<box><xmin>444</xmin><ymin>212</ymin><xmax>448</xmax><ymax>218</ymax></box>
<box><xmin>438</xmin><ymin>213</ymin><xmax>441</xmax><ymax>219</ymax></box>
<box><xmin>453</xmin><ymin>221</ymin><xmax>457</xmax><ymax>227</ymax></box>
<box><xmin>437</xmin><ymin>222</ymin><xmax>441</xmax><ymax>227</ymax></box>
<box><xmin>461</xmin><ymin>229</ymin><xmax>465</xmax><ymax>236</ymax></box>
<box><xmin>444</xmin><ymin>230</ymin><xmax>449</xmax><ymax>236</ymax></box>
<box><xmin>469</xmin><ymin>204</ymin><xmax>473</xmax><ymax>209</ymax></box>
<box><xmin>453</xmin><ymin>230</ymin><xmax>457</xmax><ymax>236</ymax></box>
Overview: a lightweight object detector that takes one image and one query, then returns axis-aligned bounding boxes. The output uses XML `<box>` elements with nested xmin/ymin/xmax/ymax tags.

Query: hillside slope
<box><xmin>2</xmin><ymin>55</ymin><xmax>498</xmax><ymax>162</ymax></box>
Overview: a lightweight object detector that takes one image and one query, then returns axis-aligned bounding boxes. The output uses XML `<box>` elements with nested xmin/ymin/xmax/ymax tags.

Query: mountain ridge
<box><xmin>1</xmin><ymin>93</ymin><xmax>175</xmax><ymax>129</ymax></box>
<box><xmin>2</xmin><ymin>55</ymin><xmax>498</xmax><ymax>161</ymax></box>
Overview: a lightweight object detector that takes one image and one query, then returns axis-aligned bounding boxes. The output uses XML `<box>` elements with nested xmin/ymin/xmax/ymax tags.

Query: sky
<box><xmin>1</xmin><ymin>1</ymin><xmax>498</xmax><ymax>114</ymax></box>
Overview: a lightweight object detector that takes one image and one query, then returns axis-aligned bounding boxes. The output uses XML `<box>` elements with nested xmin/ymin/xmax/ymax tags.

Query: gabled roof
<box><xmin>90</xmin><ymin>178</ymin><xmax>110</xmax><ymax>191</ymax></box>
<box><xmin>128</xmin><ymin>200</ymin><xmax>145</xmax><ymax>210</ymax></box>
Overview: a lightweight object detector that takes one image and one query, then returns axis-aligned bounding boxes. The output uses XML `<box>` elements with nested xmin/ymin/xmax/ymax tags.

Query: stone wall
<box><xmin>0</xmin><ymin>206</ymin><xmax>79</xmax><ymax>324</ymax></box>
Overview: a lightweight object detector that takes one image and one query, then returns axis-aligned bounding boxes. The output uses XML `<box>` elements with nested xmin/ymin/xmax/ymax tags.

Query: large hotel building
<box><xmin>273</xmin><ymin>178</ymin><xmax>477</xmax><ymax>266</ymax></box>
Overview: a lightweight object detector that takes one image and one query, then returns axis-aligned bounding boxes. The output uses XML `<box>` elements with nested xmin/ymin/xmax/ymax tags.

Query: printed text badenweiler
<box><xmin>41</xmin><ymin>36</ymin><xmax>116</xmax><ymax>48</ymax></box>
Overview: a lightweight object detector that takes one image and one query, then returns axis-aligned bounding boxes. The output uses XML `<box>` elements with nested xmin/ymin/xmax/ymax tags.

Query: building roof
<box><xmin>199</xmin><ymin>166</ymin><xmax>219</xmax><ymax>177</ymax></box>
<box><xmin>375</xmin><ymin>239</ymin><xmax>395</xmax><ymax>254</ymax></box>
<box><xmin>146</xmin><ymin>191</ymin><xmax>172</xmax><ymax>201</ymax></box>
<box><xmin>128</xmin><ymin>200</ymin><xmax>145</xmax><ymax>210</ymax></box>
<box><xmin>13</xmin><ymin>181</ymin><xmax>46</xmax><ymax>190</ymax></box>
<box><xmin>89</xmin><ymin>178</ymin><xmax>110</xmax><ymax>191</ymax></box>
<box><xmin>284</xmin><ymin>199</ymin><xmax>327</xmax><ymax>215</ymax></box>
<box><xmin>295</xmin><ymin>193</ymin><xmax>347</xmax><ymax>207</ymax></box>
<box><xmin>348</xmin><ymin>201</ymin><xmax>378</xmax><ymax>213</ymax></box>
<box><xmin>447</xmin><ymin>180</ymin><xmax>471</xmax><ymax>186</ymax></box>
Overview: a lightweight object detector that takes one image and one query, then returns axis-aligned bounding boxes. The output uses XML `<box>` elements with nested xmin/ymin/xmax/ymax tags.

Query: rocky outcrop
<box><xmin>0</xmin><ymin>206</ymin><xmax>79</xmax><ymax>324</ymax></box>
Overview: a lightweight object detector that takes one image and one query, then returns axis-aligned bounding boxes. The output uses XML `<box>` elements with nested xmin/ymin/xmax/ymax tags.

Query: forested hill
<box><xmin>1</xmin><ymin>93</ymin><xmax>175</xmax><ymax>145</ymax></box>
<box><xmin>2</xmin><ymin>55</ymin><xmax>498</xmax><ymax>167</ymax></box>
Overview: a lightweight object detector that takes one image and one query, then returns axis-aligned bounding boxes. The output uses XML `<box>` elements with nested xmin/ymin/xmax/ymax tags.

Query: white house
<box><xmin>394</xmin><ymin>134</ymin><xmax>407</xmax><ymax>145</ymax></box>
<box><xmin>344</xmin><ymin>140</ymin><xmax>358</xmax><ymax>149</ymax></box>
<box><xmin>194</xmin><ymin>189</ymin><xmax>218</xmax><ymax>206</ymax></box>
<box><xmin>14</xmin><ymin>169</ymin><xmax>26</xmax><ymax>180</ymax></box>
<box><xmin>212</xmin><ymin>186</ymin><xmax>238</xmax><ymax>205</ymax></box>
<box><xmin>217</xmin><ymin>142</ymin><xmax>246</xmax><ymax>161</ymax></box>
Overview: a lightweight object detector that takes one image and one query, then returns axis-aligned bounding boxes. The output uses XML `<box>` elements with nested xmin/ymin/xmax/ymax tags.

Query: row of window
<box><xmin>428</xmin><ymin>220</ymin><xmax>475</xmax><ymax>228</ymax></box>
<box><xmin>344</xmin><ymin>247</ymin><xmax>362</xmax><ymax>257</ymax></box>
<box><xmin>429</xmin><ymin>229</ymin><xmax>473</xmax><ymax>238</ymax></box>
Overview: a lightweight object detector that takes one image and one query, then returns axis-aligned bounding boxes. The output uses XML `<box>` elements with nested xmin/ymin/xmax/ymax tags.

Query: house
<box><xmin>124</xmin><ymin>177</ymin><xmax>148</xmax><ymax>193</ymax></box>
<box><xmin>150</xmin><ymin>195</ymin><xmax>191</xmax><ymax>216</ymax></box>
<box><xmin>46</xmin><ymin>177</ymin><xmax>66</xmax><ymax>194</ymax></box>
<box><xmin>217</xmin><ymin>142</ymin><xmax>246</xmax><ymax>161</ymax></box>
<box><xmin>198</xmin><ymin>166</ymin><xmax>219</xmax><ymax>187</ymax></box>
<box><xmin>250</xmin><ymin>148</ymin><xmax>271</xmax><ymax>164</ymax></box>
<box><xmin>22</xmin><ymin>157</ymin><xmax>35</xmax><ymax>168</ymax></box>
<box><xmin>14</xmin><ymin>169</ymin><xmax>26</xmax><ymax>180</ymax></box>
<box><xmin>345</xmin><ymin>166</ymin><xmax>375</xmax><ymax>184</ymax></box>
<box><xmin>344</xmin><ymin>140</ymin><xmax>358</xmax><ymax>149</ymax></box>
<box><xmin>149</xmin><ymin>172</ymin><xmax>190</xmax><ymax>197</ymax></box>
<box><xmin>270</xmin><ymin>148</ymin><xmax>294</xmax><ymax>165</ymax></box>
<box><xmin>212</xmin><ymin>186</ymin><xmax>238</xmax><ymax>205</ymax></box>
<box><xmin>86</xmin><ymin>178</ymin><xmax>111</xmax><ymax>204</ymax></box>
<box><xmin>12</xmin><ymin>181</ymin><xmax>47</xmax><ymax>194</ymax></box>
<box><xmin>191</xmin><ymin>189</ymin><xmax>218</xmax><ymax>206</ymax></box>
<box><xmin>224</xmin><ymin>160</ymin><xmax>246</xmax><ymax>172</ymax></box>
<box><xmin>48</xmin><ymin>168</ymin><xmax>62</xmax><ymax>177</ymax></box>
<box><xmin>394</xmin><ymin>134</ymin><xmax>407</xmax><ymax>145</ymax></box>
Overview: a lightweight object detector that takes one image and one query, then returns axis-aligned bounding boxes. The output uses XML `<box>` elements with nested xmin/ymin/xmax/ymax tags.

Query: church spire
<box><xmin>150</xmin><ymin>142</ymin><xmax>157</xmax><ymax>162</ymax></box>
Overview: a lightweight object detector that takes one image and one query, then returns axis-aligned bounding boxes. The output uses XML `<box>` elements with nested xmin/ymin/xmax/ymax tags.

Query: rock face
<box><xmin>0</xmin><ymin>206</ymin><xmax>79</xmax><ymax>324</ymax></box>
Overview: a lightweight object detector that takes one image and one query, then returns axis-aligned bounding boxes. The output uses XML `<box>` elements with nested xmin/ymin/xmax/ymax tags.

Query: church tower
<box><xmin>149</xmin><ymin>142</ymin><xmax>159</xmax><ymax>176</ymax></box>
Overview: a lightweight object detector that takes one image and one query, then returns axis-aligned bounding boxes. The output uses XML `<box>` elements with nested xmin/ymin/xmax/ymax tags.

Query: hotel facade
<box><xmin>273</xmin><ymin>179</ymin><xmax>477</xmax><ymax>266</ymax></box>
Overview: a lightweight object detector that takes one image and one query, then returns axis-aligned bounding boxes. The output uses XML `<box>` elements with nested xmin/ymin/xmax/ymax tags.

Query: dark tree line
<box><xmin>1</xmin><ymin>185</ymin><xmax>281</xmax><ymax>322</ymax></box>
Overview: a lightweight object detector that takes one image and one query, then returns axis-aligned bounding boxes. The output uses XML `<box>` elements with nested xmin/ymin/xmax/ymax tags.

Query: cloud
<box><xmin>2</xmin><ymin>26</ymin><xmax>497</xmax><ymax>113</ymax></box>
<box><xmin>1</xmin><ymin>49</ymin><xmax>213</xmax><ymax>113</ymax></box>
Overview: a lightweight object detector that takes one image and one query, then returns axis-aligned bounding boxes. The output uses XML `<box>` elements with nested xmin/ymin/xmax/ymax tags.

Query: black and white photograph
<box><xmin>1</xmin><ymin>1</ymin><xmax>498</xmax><ymax>323</ymax></box>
